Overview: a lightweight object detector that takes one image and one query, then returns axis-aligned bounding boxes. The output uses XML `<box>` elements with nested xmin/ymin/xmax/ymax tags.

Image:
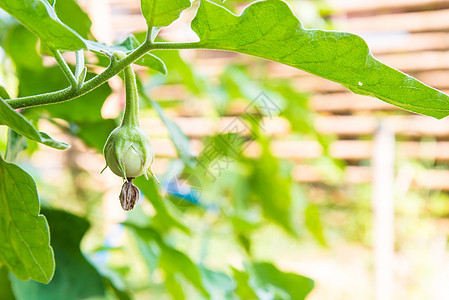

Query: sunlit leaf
<box><xmin>0</xmin><ymin>0</ymin><xmax>85</xmax><ymax>50</ymax></box>
<box><xmin>140</xmin><ymin>0</ymin><xmax>191</xmax><ymax>28</ymax></box>
<box><xmin>192</xmin><ymin>0</ymin><xmax>449</xmax><ymax>119</ymax></box>
<box><xmin>0</xmin><ymin>156</ymin><xmax>54</xmax><ymax>284</ymax></box>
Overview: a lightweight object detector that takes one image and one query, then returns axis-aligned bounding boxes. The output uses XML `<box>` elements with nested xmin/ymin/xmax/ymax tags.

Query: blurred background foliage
<box><xmin>1</xmin><ymin>0</ymin><xmax>449</xmax><ymax>299</ymax></box>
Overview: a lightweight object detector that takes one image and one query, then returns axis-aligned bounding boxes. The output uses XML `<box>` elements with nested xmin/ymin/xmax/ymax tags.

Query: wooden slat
<box><xmin>312</xmin><ymin>93</ymin><xmax>397</xmax><ymax>112</ymax></box>
<box><xmin>152</xmin><ymin>137</ymin><xmax>449</xmax><ymax>162</ymax></box>
<box><xmin>333</xmin><ymin>9</ymin><xmax>449</xmax><ymax>33</ymax></box>
<box><xmin>329</xmin><ymin>0</ymin><xmax>449</xmax><ymax>14</ymax></box>
<box><xmin>142</xmin><ymin>115</ymin><xmax>449</xmax><ymax>139</ymax></box>
<box><xmin>293</xmin><ymin>165</ymin><xmax>449</xmax><ymax>190</ymax></box>
<box><xmin>315</xmin><ymin>115</ymin><xmax>449</xmax><ymax>137</ymax></box>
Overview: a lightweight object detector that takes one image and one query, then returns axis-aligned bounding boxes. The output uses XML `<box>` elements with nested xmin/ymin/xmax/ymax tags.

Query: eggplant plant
<box><xmin>0</xmin><ymin>0</ymin><xmax>447</xmax><ymax>298</ymax></box>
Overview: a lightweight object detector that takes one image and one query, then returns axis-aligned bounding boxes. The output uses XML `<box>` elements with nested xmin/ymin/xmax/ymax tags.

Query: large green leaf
<box><xmin>0</xmin><ymin>98</ymin><xmax>70</xmax><ymax>150</ymax></box>
<box><xmin>192</xmin><ymin>0</ymin><xmax>449</xmax><ymax>119</ymax></box>
<box><xmin>9</xmin><ymin>209</ymin><xmax>105</xmax><ymax>300</ymax></box>
<box><xmin>0</xmin><ymin>156</ymin><xmax>54</xmax><ymax>284</ymax></box>
<box><xmin>140</xmin><ymin>0</ymin><xmax>191</xmax><ymax>28</ymax></box>
<box><xmin>0</xmin><ymin>0</ymin><xmax>85</xmax><ymax>50</ymax></box>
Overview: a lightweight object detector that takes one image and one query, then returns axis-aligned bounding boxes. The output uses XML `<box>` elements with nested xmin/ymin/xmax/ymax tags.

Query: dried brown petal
<box><xmin>119</xmin><ymin>178</ymin><xmax>140</xmax><ymax>211</ymax></box>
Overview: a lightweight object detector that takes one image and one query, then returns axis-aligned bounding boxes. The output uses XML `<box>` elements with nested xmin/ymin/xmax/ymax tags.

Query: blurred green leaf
<box><xmin>134</xmin><ymin>176</ymin><xmax>190</xmax><ymax>233</ymax></box>
<box><xmin>5</xmin><ymin>129</ymin><xmax>27</xmax><ymax>162</ymax></box>
<box><xmin>252</xmin><ymin>262</ymin><xmax>314</xmax><ymax>300</ymax></box>
<box><xmin>75</xmin><ymin>119</ymin><xmax>118</xmax><ymax>152</ymax></box>
<box><xmin>0</xmin><ymin>98</ymin><xmax>70</xmax><ymax>150</ymax></box>
<box><xmin>4</xmin><ymin>25</ymin><xmax>43</xmax><ymax>70</ymax></box>
<box><xmin>151</xmin><ymin>49</ymin><xmax>203</xmax><ymax>94</ymax></box>
<box><xmin>54</xmin><ymin>0</ymin><xmax>92</xmax><ymax>39</ymax></box>
<box><xmin>200</xmin><ymin>267</ymin><xmax>236</xmax><ymax>300</ymax></box>
<box><xmin>140</xmin><ymin>0</ymin><xmax>191</xmax><ymax>28</ymax></box>
<box><xmin>10</xmin><ymin>209</ymin><xmax>106</xmax><ymax>300</ymax></box>
<box><xmin>232</xmin><ymin>267</ymin><xmax>258</xmax><ymax>300</ymax></box>
<box><xmin>137</xmin><ymin>78</ymin><xmax>194</xmax><ymax>166</ymax></box>
<box><xmin>305</xmin><ymin>204</ymin><xmax>327</xmax><ymax>246</ymax></box>
<box><xmin>41</xmin><ymin>73</ymin><xmax>112</xmax><ymax>123</ymax></box>
<box><xmin>0</xmin><ymin>156</ymin><xmax>55</xmax><ymax>283</ymax></box>
<box><xmin>165</xmin><ymin>274</ymin><xmax>185</xmax><ymax>300</ymax></box>
<box><xmin>192</xmin><ymin>0</ymin><xmax>449</xmax><ymax>119</ymax></box>
<box><xmin>248</xmin><ymin>140</ymin><xmax>294</xmax><ymax>233</ymax></box>
<box><xmin>160</xmin><ymin>247</ymin><xmax>209</xmax><ymax>298</ymax></box>
<box><xmin>0</xmin><ymin>0</ymin><xmax>85</xmax><ymax>50</ymax></box>
<box><xmin>0</xmin><ymin>267</ymin><xmax>15</xmax><ymax>300</ymax></box>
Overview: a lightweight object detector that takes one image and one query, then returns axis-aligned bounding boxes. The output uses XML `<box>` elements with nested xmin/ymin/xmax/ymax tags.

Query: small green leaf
<box><xmin>140</xmin><ymin>0</ymin><xmax>191</xmax><ymax>28</ymax></box>
<box><xmin>0</xmin><ymin>156</ymin><xmax>55</xmax><ymax>284</ymax></box>
<box><xmin>0</xmin><ymin>0</ymin><xmax>85</xmax><ymax>50</ymax></box>
<box><xmin>86</xmin><ymin>37</ymin><xmax>167</xmax><ymax>74</ymax></box>
<box><xmin>135</xmin><ymin>54</ymin><xmax>167</xmax><ymax>75</ymax></box>
<box><xmin>5</xmin><ymin>129</ymin><xmax>27</xmax><ymax>162</ymax></box>
<box><xmin>192</xmin><ymin>0</ymin><xmax>449</xmax><ymax>119</ymax></box>
<box><xmin>9</xmin><ymin>209</ymin><xmax>106</xmax><ymax>300</ymax></box>
<box><xmin>0</xmin><ymin>98</ymin><xmax>70</xmax><ymax>150</ymax></box>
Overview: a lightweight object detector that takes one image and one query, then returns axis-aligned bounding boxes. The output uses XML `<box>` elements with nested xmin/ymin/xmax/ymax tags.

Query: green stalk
<box><xmin>116</xmin><ymin>52</ymin><xmax>139</xmax><ymax>127</ymax></box>
<box><xmin>51</xmin><ymin>48</ymin><xmax>77</xmax><ymax>88</ymax></box>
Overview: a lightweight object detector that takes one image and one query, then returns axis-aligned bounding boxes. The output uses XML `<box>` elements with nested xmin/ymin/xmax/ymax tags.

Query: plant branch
<box><xmin>74</xmin><ymin>50</ymin><xmax>85</xmax><ymax>79</ymax></box>
<box><xmin>51</xmin><ymin>48</ymin><xmax>77</xmax><ymax>88</ymax></box>
<box><xmin>7</xmin><ymin>41</ymin><xmax>153</xmax><ymax>109</ymax></box>
<box><xmin>6</xmin><ymin>41</ymin><xmax>203</xmax><ymax>109</ymax></box>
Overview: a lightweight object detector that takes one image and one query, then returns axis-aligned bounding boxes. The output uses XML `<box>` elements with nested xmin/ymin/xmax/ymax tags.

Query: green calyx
<box><xmin>102</xmin><ymin>51</ymin><xmax>157</xmax><ymax>182</ymax></box>
<box><xmin>103</xmin><ymin>125</ymin><xmax>155</xmax><ymax>179</ymax></box>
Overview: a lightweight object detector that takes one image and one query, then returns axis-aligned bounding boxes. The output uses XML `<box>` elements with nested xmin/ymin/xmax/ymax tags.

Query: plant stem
<box><xmin>51</xmin><ymin>48</ymin><xmax>77</xmax><ymax>88</ymax></box>
<box><xmin>74</xmin><ymin>50</ymin><xmax>85</xmax><ymax>80</ymax></box>
<box><xmin>115</xmin><ymin>52</ymin><xmax>140</xmax><ymax>127</ymax></box>
<box><xmin>6</xmin><ymin>41</ymin><xmax>202</xmax><ymax>109</ymax></box>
